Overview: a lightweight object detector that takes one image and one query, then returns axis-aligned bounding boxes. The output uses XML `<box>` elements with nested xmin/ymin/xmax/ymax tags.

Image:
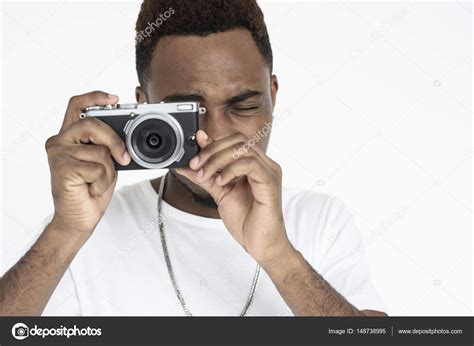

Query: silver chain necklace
<box><xmin>157</xmin><ymin>173</ymin><xmax>261</xmax><ymax>316</ymax></box>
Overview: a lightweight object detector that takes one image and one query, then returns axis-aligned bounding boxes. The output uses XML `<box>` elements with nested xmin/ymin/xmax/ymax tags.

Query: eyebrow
<box><xmin>162</xmin><ymin>93</ymin><xmax>205</xmax><ymax>103</ymax></box>
<box><xmin>226</xmin><ymin>90</ymin><xmax>262</xmax><ymax>104</ymax></box>
<box><xmin>161</xmin><ymin>89</ymin><xmax>263</xmax><ymax>105</ymax></box>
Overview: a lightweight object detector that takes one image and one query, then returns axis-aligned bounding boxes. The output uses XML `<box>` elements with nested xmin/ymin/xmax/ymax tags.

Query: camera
<box><xmin>14</xmin><ymin>326</ymin><xmax>29</xmax><ymax>338</ymax></box>
<box><xmin>81</xmin><ymin>102</ymin><xmax>204</xmax><ymax>170</ymax></box>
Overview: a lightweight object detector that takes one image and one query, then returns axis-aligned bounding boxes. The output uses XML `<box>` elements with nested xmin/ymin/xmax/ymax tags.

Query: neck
<box><xmin>151</xmin><ymin>172</ymin><xmax>220</xmax><ymax>219</ymax></box>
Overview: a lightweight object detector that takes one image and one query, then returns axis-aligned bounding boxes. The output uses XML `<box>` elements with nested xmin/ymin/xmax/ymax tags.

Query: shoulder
<box><xmin>282</xmin><ymin>186</ymin><xmax>351</xmax><ymax>227</ymax></box>
<box><xmin>281</xmin><ymin>186</ymin><xmax>357</xmax><ymax>264</ymax></box>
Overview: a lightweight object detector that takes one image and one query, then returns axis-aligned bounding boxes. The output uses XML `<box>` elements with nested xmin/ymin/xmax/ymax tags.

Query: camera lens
<box><xmin>146</xmin><ymin>132</ymin><xmax>162</xmax><ymax>148</ymax></box>
<box><xmin>131</xmin><ymin>119</ymin><xmax>177</xmax><ymax>164</ymax></box>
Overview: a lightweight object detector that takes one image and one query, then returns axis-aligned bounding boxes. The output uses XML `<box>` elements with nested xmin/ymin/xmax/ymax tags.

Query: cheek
<box><xmin>243</xmin><ymin>121</ymin><xmax>272</xmax><ymax>152</ymax></box>
<box><xmin>234</xmin><ymin>117</ymin><xmax>268</xmax><ymax>136</ymax></box>
<box><xmin>201</xmin><ymin>107</ymin><xmax>273</xmax><ymax>141</ymax></box>
<box><xmin>258</xmin><ymin>133</ymin><xmax>271</xmax><ymax>152</ymax></box>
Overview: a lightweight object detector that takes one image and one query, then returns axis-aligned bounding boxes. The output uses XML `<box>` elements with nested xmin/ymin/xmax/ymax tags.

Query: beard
<box><xmin>169</xmin><ymin>169</ymin><xmax>218</xmax><ymax>209</ymax></box>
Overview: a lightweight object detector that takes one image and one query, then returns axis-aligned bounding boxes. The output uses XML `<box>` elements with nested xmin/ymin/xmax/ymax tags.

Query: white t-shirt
<box><xmin>37</xmin><ymin>178</ymin><xmax>384</xmax><ymax>316</ymax></box>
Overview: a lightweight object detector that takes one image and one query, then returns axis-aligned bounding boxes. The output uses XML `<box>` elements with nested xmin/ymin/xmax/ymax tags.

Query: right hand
<box><xmin>45</xmin><ymin>91</ymin><xmax>131</xmax><ymax>238</ymax></box>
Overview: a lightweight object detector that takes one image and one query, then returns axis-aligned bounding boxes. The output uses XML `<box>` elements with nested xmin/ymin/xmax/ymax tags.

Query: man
<box><xmin>0</xmin><ymin>0</ymin><xmax>385</xmax><ymax>316</ymax></box>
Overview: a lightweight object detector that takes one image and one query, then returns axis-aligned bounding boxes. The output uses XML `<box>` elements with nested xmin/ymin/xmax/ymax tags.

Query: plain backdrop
<box><xmin>1</xmin><ymin>0</ymin><xmax>472</xmax><ymax>316</ymax></box>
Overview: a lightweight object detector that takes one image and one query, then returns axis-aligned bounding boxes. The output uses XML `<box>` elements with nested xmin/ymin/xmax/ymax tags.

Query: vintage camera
<box><xmin>81</xmin><ymin>102</ymin><xmax>204</xmax><ymax>170</ymax></box>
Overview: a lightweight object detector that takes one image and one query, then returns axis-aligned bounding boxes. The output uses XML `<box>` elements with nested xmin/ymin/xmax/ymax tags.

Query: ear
<box><xmin>270</xmin><ymin>75</ymin><xmax>279</xmax><ymax>111</ymax></box>
<box><xmin>135</xmin><ymin>86</ymin><xmax>147</xmax><ymax>103</ymax></box>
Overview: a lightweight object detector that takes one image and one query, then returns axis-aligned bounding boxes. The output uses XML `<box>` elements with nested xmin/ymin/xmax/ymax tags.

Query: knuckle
<box><xmin>270</xmin><ymin>159</ymin><xmax>282</xmax><ymax>175</ymax></box>
<box><xmin>277</xmin><ymin>166</ymin><xmax>282</xmax><ymax>176</ymax></box>
<box><xmin>274</xmin><ymin>164</ymin><xmax>282</xmax><ymax>178</ymax></box>
<box><xmin>246</xmin><ymin>156</ymin><xmax>258</xmax><ymax>165</ymax></box>
<box><xmin>89</xmin><ymin>183</ymin><xmax>102</xmax><ymax>196</ymax></box>
<box><xmin>233</xmin><ymin>132</ymin><xmax>247</xmax><ymax>142</ymax></box>
<box><xmin>275</xmin><ymin>162</ymin><xmax>282</xmax><ymax>173</ymax></box>
<box><xmin>94</xmin><ymin>163</ymin><xmax>107</xmax><ymax>177</ymax></box>
<box><xmin>67</xmin><ymin>95</ymin><xmax>80</xmax><ymax>107</ymax></box>
<box><xmin>45</xmin><ymin>135</ymin><xmax>57</xmax><ymax>152</ymax></box>
<box><xmin>80</xmin><ymin>117</ymin><xmax>95</xmax><ymax>127</ymax></box>
<box><xmin>77</xmin><ymin>117</ymin><xmax>96</xmax><ymax>135</ymax></box>
<box><xmin>47</xmin><ymin>144</ymin><xmax>63</xmax><ymax>160</ymax></box>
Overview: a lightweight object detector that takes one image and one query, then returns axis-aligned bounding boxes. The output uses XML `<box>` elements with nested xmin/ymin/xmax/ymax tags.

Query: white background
<box><xmin>1</xmin><ymin>0</ymin><xmax>472</xmax><ymax>316</ymax></box>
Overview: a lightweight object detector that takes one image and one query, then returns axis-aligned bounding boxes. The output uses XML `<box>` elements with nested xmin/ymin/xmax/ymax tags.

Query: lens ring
<box><xmin>131</xmin><ymin>119</ymin><xmax>176</xmax><ymax>163</ymax></box>
<box><xmin>125</xmin><ymin>112</ymin><xmax>184</xmax><ymax>169</ymax></box>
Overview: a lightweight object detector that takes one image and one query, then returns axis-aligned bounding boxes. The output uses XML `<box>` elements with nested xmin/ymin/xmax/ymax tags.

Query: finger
<box><xmin>196</xmin><ymin>144</ymin><xmax>264</xmax><ymax>183</ymax></box>
<box><xmin>229</xmin><ymin>135</ymin><xmax>277</xmax><ymax>170</ymax></box>
<box><xmin>174</xmin><ymin>166</ymin><xmax>201</xmax><ymax>181</ymax></box>
<box><xmin>190</xmin><ymin>132</ymin><xmax>249</xmax><ymax>170</ymax></box>
<box><xmin>59</xmin><ymin>117</ymin><xmax>131</xmax><ymax>166</ymax></box>
<box><xmin>65</xmin><ymin>144</ymin><xmax>116</xmax><ymax>187</ymax></box>
<box><xmin>175</xmin><ymin>166</ymin><xmax>232</xmax><ymax>205</ymax></box>
<box><xmin>195</xmin><ymin>129</ymin><xmax>212</xmax><ymax>149</ymax></box>
<box><xmin>61</xmin><ymin>91</ymin><xmax>119</xmax><ymax>131</ymax></box>
<box><xmin>54</xmin><ymin>157</ymin><xmax>112</xmax><ymax>197</ymax></box>
<box><xmin>216</xmin><ymin>156</ymin><xmax>274</xmax><ymax>187</ymax></box>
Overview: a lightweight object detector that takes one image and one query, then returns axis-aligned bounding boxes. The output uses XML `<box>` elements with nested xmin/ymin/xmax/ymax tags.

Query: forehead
<box><xmin>146</xmin><ymin>29</ymin><xmax>270</xmax><ymax>101</ymax></box>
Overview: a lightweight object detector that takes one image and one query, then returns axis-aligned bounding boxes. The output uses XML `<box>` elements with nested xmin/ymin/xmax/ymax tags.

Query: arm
<box><xmin>176</xmin><ymin>130</ymin><xmax>385</xmax><ymax>317</ymax></box>
<box><xmin>0</xmin><ymin>222</ymin><xmax>86</xmax><ymax>316</ymax></box>
<box><xmin>262</xmin><ymin>243</ymin><xmax>386</xmax><ymax>316</ymax></box>
<box><xmin>0</xmin><ymin>91</ymin><xmax>130</xmax><ymax>316</ymax></box>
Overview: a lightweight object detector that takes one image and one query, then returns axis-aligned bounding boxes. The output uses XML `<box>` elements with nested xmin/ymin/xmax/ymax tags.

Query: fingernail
<box><xmin>108</xmin><ymin>93</ymin><xmax>118</xmax><ymax>99</ymax></box>
<box><xmin>216</xmin><ymin>175</ymin><xmax>223</xmax><ymax>185</ymax></box>
<box><xmin>189</xmin><ymin>156</ymin><xmax>199</xmax><ymax>169</ymax></box>
<box><xmin>197</xmin><ymin>169</ymin><xmax>204</xmax><ymax>178</ymax></box>
<box><xmin>201</xmin><ymin>130</ymin><xmax>208</xmax><ymax>141</ymax></box>
<box><xmin>123</xmin><ymin>151</ymin><xmax>131</xmax><ymax>164</ymax></box>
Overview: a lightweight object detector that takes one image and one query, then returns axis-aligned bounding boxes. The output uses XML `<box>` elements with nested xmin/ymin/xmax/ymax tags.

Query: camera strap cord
<box><xmin>157</xmin><ymin>173</ymin><xmax>261</xmax><ymax>316</ymax></box>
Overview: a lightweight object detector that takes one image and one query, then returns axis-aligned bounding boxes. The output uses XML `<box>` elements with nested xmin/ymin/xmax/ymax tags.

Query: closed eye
<box><xmin>234</xmin><ymin>105</ymin><xmax>259</xmax><ymax>111</ymax></box>
<box><xmin>231</xmin><ymin>104</ymin><xmax>262</xmax><ymax>117</ymax></box>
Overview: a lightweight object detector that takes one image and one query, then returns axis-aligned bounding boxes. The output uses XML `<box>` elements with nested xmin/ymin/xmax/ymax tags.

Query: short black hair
<box><xmin>135</xmin><ymin>0</ymin><xmax>273</xmax><ymax>86</ymax></box>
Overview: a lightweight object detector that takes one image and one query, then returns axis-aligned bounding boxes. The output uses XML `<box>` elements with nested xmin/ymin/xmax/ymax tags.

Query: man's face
<box><xmin>136</xmin><ymin>29</ymin><xmax>278</xmax><ymax>204</ymax></box>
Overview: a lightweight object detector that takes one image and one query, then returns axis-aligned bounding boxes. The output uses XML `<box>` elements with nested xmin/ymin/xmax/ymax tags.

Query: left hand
<box><xmin>175</xmin><ymin>130</ymin><xmax>294</xmax><ymax>265</ymax></box>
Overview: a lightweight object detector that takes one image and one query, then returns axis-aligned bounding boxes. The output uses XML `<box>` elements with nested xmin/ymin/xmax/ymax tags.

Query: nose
<box><xmin>199</xmin><ymin>105</ymin><xmax>234</xmax><ymax>141</ymax></box>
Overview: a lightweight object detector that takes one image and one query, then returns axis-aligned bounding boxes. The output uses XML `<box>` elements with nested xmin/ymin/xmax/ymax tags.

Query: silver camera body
<box><xmin>81</xmin><ymin>102</ymin><xmax>204</xmax><ymax>170</ymax></box>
